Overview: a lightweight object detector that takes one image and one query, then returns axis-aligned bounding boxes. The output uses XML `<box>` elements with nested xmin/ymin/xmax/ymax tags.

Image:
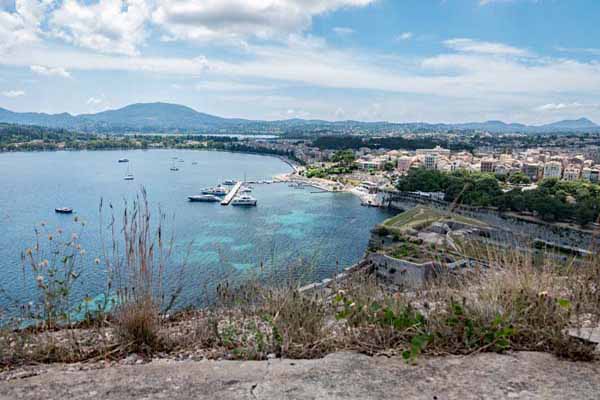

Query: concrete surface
<box><xmin>1</xmin><ymin>352</ymin><xmax>599</xmax><ymax>399</ymax></box>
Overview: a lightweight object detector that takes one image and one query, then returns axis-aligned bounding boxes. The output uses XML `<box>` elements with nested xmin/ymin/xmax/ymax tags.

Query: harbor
<box><xmin>220</xmin><ymin>181</ymin><xmax>243</xmax><ymax>206</ymax></box>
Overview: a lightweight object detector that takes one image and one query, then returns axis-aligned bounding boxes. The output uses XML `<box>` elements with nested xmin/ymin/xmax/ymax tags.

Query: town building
<box><xmin>480</xmin><ymin>159</ymin><xmax>496</xmax><ymax>173</ymax></box>
<box><xmin>424</xmin><ymin>154</ymin><xmax>438</xmax><ymax>170</ymax></box>
<box><xmin>563</xmin><ymin>168</ymin><xmax>580</xmax><ymax>181</ymax></box>
<box><xmin>543</xmin><ymin>161</ymin><xmax>563</xmax><ymax>179</ymax></box>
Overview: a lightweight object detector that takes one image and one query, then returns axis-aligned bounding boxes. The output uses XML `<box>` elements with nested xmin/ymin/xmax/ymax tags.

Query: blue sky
<box><xmin>1</xmin><ymin>0</ymin><xmax>600</xmax><ymax>124</ymax></box>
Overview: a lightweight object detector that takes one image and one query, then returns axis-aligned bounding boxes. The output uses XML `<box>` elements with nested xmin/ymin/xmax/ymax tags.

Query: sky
<box><xmin>1</xmin><ymin>0</ymin><xmax>600</xmax><ymax>124</ymax></box>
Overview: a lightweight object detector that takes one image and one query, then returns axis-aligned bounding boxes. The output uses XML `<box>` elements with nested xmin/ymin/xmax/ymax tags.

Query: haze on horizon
<box><xmin>1</xmin><ymin>0</ymin><xmax>600</xmax><ymax>125</ymax></box>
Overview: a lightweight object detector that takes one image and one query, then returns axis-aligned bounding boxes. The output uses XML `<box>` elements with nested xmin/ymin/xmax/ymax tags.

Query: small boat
<box><xmin>123</xmin><ymin>164</ymin><xmax>134</xmax><ymax>180</ymax></box>
<box><xmin>201</xmin><ymin>185</ymin><xmax>229</xmax><ymax>196</ymax></box>
<box><xmin>223</xmin><ymin>180</ymin><xmax>236</xmax><ymax>185</ymax></box>
<box><xmin>118</xmin><ymin>158</ymin><xmax>129</xmax><ymax>163</ymax></box>
<box><xmin>55</xmin><ymin>207</ymin><xmax>73</xmax><ymax>214</ymax></box>
<box><xmin>192</xmin><ymin>162</ymin><xmax>198</xmax><ymax>165</ymax></box>
<box><xmin>231</xmin><ymin>194</ymin><xmax>257</xmax><ymax>206</ymax></box>
<box><xmin>240</xmin><ymin>186</ymin><xmax>252</xmax><ymax>193</ymax></box>
<box><xmin>188</xmin><ymin>195</ymin><xmax>221</xmax><ymax>203</ymax></box>
<box><xmin>170</xmin><ymin>161</ymin><xmax>179</xmax><ymax>171</ymax></box>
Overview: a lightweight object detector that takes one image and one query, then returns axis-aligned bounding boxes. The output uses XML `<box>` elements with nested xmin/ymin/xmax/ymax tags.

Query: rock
<box><xmin>568</xmin><ymin>327</ymin><xmax>600</xmax><ymax>350</ymax></box>
<box><xmin>1</xmin><ymin>352</ymin><xmax>600</xmax><ymax>399</ymax></box>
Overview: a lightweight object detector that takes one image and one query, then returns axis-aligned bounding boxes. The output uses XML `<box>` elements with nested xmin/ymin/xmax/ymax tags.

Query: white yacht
<box><xmin>201</xmin><ymin>185</ymin><xmax>229</xmax><ymax>196</ymax></box>
<box><xmin>231</xmin><ymin>194</ymin><xmax>257</xmax><ymax>206</ymax></box>
<box><xmin>188</xmin><ymin>195</ymin><xmax>221</xmax><ymax>203</ymax></box>
<box><xmin>240</xmin><ymin>186</ymin><xmax>252</xmax><ymax>193</ymax></box>
<box><xmin>123</xmin><ymin>164</ymin><xmax>134</xmax><ymax>180</ymax></box>
<box><xmin>223</xmin><ymin>179</ymin><xmax>237</xmax><ymax>185</ymax></box>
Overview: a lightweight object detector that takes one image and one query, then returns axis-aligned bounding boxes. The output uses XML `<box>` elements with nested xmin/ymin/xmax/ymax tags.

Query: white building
<box><xmin>416</xmin><ymin>146</ymin><xmax>451</xmax><ymax>158</ymax></box>
<box><xmin>582</xmin><ymin>168</ymin><xmax>600</xmax><ymax>183</ymax></box>
<box><xmin>563</xmin><ymin>168</ymin><xmax>580</xmax><ymax>181</ymax></box>
<box><xmin>480</xmin><ymin>158</ymin><xmax>496</xmax><ymax>173</ymax></box>
<box><xmin>543</xmin><ymin>161</ymin><xmax>563</xmax><ymax>179</ymax></box>
<box><xmin>424</xmin><ymin>154</ymin><xmax>438</xmax><ymax>170</ymax></box>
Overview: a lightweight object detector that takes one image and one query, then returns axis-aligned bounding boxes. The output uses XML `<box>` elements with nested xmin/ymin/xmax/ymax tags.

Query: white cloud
<box><xmin>286</xmin><ymin>108</ymin><xmax>310</xmax><ymax>118</ymax></box>
<box><xmin>86</xmin><ymin>96</ymin><xmax>103</xmax><ymax>105</ymax></box>
<box><xmin>195</xmin><ymin>80</ymin><xmax>274</xmax><ymax>92</ymax></box>
<box><xmin>48</xmin><ymin>0</ymin><xmax>150</xmax><ymax>56</ymax></box>
<box><xmin>556</xmin><ymin>47</ymin><xmax>600</xmax><ymax>56</ymax></box>
<box><xmin>0</xmin><ymin>0</ymin><xmax>52</xmax><ymax>53</ymax></box>
<box><xmin>152</xmin><ymin>0</ymin><xmax>374</xmax><ymax>43</ymax></box>
<box><xmin>2</xmin><ymin>45</ymin><xmax>212</xmax><ymax>75</ymax></box>
<box><xmin>444</xmin><ymin>38</ymin><xmax>530</xmax><ymax>56</ymax></box>
<box><xmin>333</xmin><ymin>27</ymin><xmax>355</xmax><ymax>36</ymax></box>
<box><xmin>396</xmin><ymin>32</ymin><xmax>413</xmax><ymax>41</ymax></box>
<box><xmin>30</xmin><ymin>64</ymin><xmax>71</xmax><ymax>78</ymax></box>
<box><xmin>536</xmin><ymin>102</ymin><xmax>600</xmax><ymax>112</ymax></box>
<box><xmin>2</xmin><ymin>89</ymin><xmax>25</xmax><ymax>97</ymax></box>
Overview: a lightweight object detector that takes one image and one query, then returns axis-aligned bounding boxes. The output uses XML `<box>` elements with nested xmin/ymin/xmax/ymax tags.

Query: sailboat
<box><xmin>170</xmin><ymin>160</ymin><xmax>179</xmax><ymax>171</ymax></box>
<box><xmin>123</xmin><ymin>164</ymin><xmax>134</xmax><ymax>180</ymax></box>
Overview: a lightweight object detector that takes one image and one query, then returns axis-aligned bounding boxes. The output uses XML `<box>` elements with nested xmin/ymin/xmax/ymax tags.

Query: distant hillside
<box><xmin>0</xmin><ymin>103</ymin><xmax>598</xmax><ymax>135</ymax></box>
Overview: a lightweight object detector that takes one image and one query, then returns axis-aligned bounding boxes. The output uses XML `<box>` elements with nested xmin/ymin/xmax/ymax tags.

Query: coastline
<box><xmin>272</xmin><ymin>166</ymin><xmax>380</xmax><ymax>206</ymax></box>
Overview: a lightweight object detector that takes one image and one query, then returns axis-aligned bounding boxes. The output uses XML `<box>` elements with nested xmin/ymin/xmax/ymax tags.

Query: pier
<box><xmin>221</xmin><ymin>181</ymin><xmax>242</xmax><ymax>205</ymax></box>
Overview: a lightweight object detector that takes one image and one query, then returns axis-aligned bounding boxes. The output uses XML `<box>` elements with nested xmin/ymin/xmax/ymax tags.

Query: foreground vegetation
<box><xmin>1</xmin><ymin>192</ymin><xmax>599</xmax><ymax>370</ymax></box>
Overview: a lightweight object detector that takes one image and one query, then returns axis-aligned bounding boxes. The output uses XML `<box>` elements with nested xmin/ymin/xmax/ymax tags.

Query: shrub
<box><xmin>20</xmin><ymin>219</ymin><xmax>87</xmax><ymax>329</ymax></box>
<box><xmin>100</xmin><ymin>189</ymin><xmax>187</xmax><ymax>353</ymax></box>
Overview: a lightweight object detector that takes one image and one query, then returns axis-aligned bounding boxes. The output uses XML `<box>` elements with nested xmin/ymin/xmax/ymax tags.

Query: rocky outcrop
<box><xmin>2</xmin><ymin>352</ymin><xmax>599</xmax><ymax>399</ymax></box>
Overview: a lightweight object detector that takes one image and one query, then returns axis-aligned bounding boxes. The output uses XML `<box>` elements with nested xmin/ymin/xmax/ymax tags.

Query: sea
<box><xmin>0</xmin><ymin>149</ymin><xmax>390</xmax><ymax>313</ymax></box>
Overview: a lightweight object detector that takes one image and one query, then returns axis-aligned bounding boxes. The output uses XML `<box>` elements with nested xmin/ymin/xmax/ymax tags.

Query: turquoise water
<box><xmin>0</xmin><ymin>150</ymin><xmax>390</xmax><ymax>310</ymax></box>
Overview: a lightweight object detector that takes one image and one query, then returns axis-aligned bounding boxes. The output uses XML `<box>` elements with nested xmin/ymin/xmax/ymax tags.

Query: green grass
<box><xmin>383</xmin><ymin>206</ymin><xmax>487</xmax><ymax>234</ymax></box>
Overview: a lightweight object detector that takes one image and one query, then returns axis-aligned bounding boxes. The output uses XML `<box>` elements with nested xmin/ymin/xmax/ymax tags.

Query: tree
<box><xmin>508</xmin><ymin>172</ymin><xmax>531</xmax><ymax>185</ymax></box>
<box><xmin>331</xmin><ymin>150</ymin><xmax>356</xmax><ymax>168</ymax></box>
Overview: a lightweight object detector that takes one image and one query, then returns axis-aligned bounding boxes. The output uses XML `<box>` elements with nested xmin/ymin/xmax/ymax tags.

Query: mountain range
<box><xmin>0</xmin><ymin>102</ymin><xmax>598</xmax><ymax>135</ymax></box>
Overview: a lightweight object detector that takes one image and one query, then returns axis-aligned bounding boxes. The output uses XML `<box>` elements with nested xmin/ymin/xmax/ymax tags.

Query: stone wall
<box><xmin>384</xmin><ymin>193</ymin><xmax>594</xmax><ymax>249</ymax></box>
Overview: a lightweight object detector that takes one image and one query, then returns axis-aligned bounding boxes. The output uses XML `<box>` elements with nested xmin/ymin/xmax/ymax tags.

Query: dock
<box><xmin>221</xmin><ymin>181</ymin><xmax>242</xmax><ymax>206</ymax></box>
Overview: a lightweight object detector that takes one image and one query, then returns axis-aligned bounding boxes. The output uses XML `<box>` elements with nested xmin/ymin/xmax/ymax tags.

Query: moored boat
<box><xmin>201</xmin><ymin>185</ymin><xmax>229</xmax><ymax>196</ymax></box>
<box><xmin>188</xmin><ymin>195</ymin><xmax>221</xmax><ymax>202</ymax></box>
<box><xmin>55</xmin><ymin>207</ymin><xmax>73</xmax><ymax>214</ymax></box>
<box><xmin>118</xmin><ymin>158</ymin><xmax>129</xmax><ymax>163</ymax></box>
<box><xmin>123</xmin><ymin>164</ymin><xmax>134</xmax><ymax>180</ymax></box>
<box><xmin>231</xmin><ymin>194</ymin><xmax>257</xmax><ymax>206</ymax></box>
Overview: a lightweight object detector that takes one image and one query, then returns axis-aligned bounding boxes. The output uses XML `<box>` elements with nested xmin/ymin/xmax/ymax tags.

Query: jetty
<box><xmin>220</xmin><ymin>181</ymin><xmax>242</xmax><ymax>206</ymax></box>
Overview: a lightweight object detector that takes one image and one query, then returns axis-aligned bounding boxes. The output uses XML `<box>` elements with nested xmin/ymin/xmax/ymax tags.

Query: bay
<box><xmin>0</xmin><ymin>149</ymin><xmax>389</xmax><ymax>311</ymax></box>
